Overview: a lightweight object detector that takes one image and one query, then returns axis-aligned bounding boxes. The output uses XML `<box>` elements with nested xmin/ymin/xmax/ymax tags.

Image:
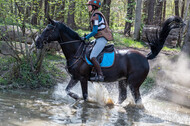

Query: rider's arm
<box><xmin>85</xmin><ymin>14</ymin><xmax>102</xmax><ymax>40</ymax></box>
<box><xmin>85</xmin><ymin>25</ymin><xmax>98</xmax><ymax>40</ymax></box>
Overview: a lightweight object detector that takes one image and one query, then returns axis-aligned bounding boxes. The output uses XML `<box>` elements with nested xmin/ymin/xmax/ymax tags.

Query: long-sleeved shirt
<box><xmin>85</xmin><ymin>14</ymin><xmax>102</xmax><ymax>40</ymax></box>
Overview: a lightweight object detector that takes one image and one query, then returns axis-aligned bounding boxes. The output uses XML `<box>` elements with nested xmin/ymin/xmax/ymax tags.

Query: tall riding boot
<box><xmin>90</xmin><ymin>57</ymin><xmax>104</xmax><ymax>82</ymax></box>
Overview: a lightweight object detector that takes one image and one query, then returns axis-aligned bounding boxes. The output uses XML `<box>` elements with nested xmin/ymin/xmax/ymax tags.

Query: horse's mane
<box><xmin>58</xmin><ymin>21</ymin><xmax>81</xmax><ymax>40</ymax></box>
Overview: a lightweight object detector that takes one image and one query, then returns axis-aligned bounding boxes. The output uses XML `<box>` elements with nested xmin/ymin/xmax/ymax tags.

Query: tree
<box><xmin>154</xmin><ymin>0</ymin><xmax>163</xmax><ymax>26</ymax></box>
<box><xmin>182</xmin><ymin>19</ymin><xmax>190</xmax><ymax>55</ymax></box>
<box><xmin>57</xmin><ymin>0</ymin><xmax>65</xmax><ymax>22</ymax></box>
<box><xmin>174</xmin><ymin>0</ymin><xmax>179</xmax><ymax>16</ymax></box>
<box><xmin>134</xmin><ymin>0</ymin><xmax>142</xmax><ymax>41</ymax></box>
<box><xmin>31</xmin><ymin>0</ymin><xmax>38</xmax><ymax>25</ymax></box>
<box><xmin>142</xmin><ymin>0</ymin><xmax>148</xmax><ymax>24</ymax></box>
<box><xmin>162</xmin><ymin>0</ymin><xmax>166</xmax><ymax>22</ymax></box>
<box><xmin>67</xmin><ymin>0</ymin><xmax>76</xmax><ymax>29</ymax></box>
<box><xmin>181</xmin><ymin>0</ymin><xmax>185</xmax><ymax>18</ymax></box>
<box><xmin>124</xmin><ymin>0</ymin><xmax>135</xmax><ymax>36</ymax></box>
<box><xmin>147</xmin><ymin>0</ymin><xmax>156</xmax><ymax>25</ymax></box>
<box><xmin>44</xmin><ymin>0</ymin><xmax>49</xmax><ymax>21</ymax></box>
<box><xmin>102</xmin><ymin>0</ymin><xmax>112</xmax><ymax>25</ymax></box>
<box><xmin>184</xmin><ymin>0</ymin><xmax>190</xmax><ymax>21</ymax></box>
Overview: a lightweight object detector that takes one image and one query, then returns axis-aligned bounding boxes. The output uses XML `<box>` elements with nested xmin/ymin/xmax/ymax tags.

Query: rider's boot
<box><xmin>90</xmin><ymin>57</ymin><xmax>104</xmax><ymax>82</ymax></box>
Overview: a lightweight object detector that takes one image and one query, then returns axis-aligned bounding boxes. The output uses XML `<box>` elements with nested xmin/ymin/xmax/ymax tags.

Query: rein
<box><xmin>58</xmin><ymin>31</ymin><xmax>82</xmax><ymax>45</ymax></box>
<box><xmin>58</xmin><ymin>32</ymin><xmax>86</xmax><ymax>69</ymax></box>
<box><xmin>59</xmin><ymin>40</ymin><xmax>82</xmax><ymax>45</ymax></box>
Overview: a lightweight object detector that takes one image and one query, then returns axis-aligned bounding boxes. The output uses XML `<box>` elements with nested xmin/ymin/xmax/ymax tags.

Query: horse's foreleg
<box><xmin>65</xmin><ymin>77</ymin><xmax>79</xmax><ymax>100</ymax></box>
<box><xmin>80</xmin><ymin>78</ymin><xmax>88</xmax><ymax>101</ymax></box>
<box><xmin>118</xmin><ymin>80</ymin><xmax>127</xmax><ymax>104</ymax></box>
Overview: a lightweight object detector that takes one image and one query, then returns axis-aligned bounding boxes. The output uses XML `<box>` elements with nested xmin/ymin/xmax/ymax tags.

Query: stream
<box><xmin>0</xmin><ymin>81</ymin><xmax>190</xmax><ymax>126</ymax></box>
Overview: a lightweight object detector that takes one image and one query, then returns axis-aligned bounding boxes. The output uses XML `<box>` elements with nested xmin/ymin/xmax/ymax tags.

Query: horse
<box><xmin>35</xmin><ymin>16</ymin><xmax>184</xmax><ymax>105</ymax></box>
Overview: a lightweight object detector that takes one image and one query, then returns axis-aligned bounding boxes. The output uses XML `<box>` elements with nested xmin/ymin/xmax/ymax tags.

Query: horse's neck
<box><xmin>57</xmin><ymin>24</ymin><xmax>83</xmax><ymax>60</ymax></box>
<box><xmin>59</xmin><ymin>41</ymin><xmax>80</xmax><ymax>60</ymax></box>
<box><xmin>58</xmin><ymin>34</ymin><xmax>81</xmax><ymax>60</ymax></box>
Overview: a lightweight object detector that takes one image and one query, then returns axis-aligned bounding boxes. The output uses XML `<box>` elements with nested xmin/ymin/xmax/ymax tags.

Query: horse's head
<box><xmin>36</xmin><ymin>18</ymin><xmax>59</xmax><ymax>49</ymax></box>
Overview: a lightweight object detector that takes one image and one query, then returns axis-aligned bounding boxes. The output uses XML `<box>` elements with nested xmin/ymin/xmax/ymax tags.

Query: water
<box><xmin>0</xmin><ymin>82</ymin><xmax>190</xmax><ymax>126</ymax></box>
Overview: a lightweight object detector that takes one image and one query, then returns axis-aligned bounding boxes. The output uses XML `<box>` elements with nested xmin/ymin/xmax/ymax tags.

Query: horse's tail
<box><xmin>146</xmin><ymin>16</ymin><xmax>184</xmax><ymax>60</ymax></box>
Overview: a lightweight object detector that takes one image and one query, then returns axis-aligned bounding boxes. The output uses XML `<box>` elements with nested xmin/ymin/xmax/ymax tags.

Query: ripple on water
<box><xmin>0</xmin><ymin>82</ymin><xmax>190</xmax><ymax>126</ymax></box>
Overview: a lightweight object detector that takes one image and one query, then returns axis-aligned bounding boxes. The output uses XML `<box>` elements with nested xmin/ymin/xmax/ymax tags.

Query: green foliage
<box><xmin>113</xmin><ymin>32</ymin><xmax>146</xmax><ymax>48</ymax></box>
<box><xmin>141</xmin><ymin>76</ymin><xmax>156</xmax><ymax>92</ymax></box>
<box><xmin>163</xmin><ymin>46</ymin><xmax>180</xmax><ymax>51</ymax></box>
<box><xmin>0</xmin><ymin>53</ymin><xmax>66</xmax><ymax>89</ymax></box>
<box><xmin>76</xmin><ymin>29</ymin><xmax>88</xmax><ymax>37</ymax></box>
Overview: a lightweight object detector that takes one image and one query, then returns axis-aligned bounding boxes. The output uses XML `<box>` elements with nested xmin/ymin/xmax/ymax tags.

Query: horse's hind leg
<box><xmin>127</xmin><ymin>74</ymin><xmax>147</xmax><ymax>105</ymax></box>
<box><xmin>118</xmin><ymin>79</ymin><xmax>127</xmax><ymax>104</ymax></box>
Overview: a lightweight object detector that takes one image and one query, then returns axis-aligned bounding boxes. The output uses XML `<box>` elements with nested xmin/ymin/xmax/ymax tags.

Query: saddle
<box><xmin>85</xmin><ymin>41</ymin><xmax>114</xmax><ymax>63</ymax></box>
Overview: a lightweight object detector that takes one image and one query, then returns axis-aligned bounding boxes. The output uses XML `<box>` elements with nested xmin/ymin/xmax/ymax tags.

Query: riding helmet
<box><xmin>86</xmin><ymin>0</ymin><xmax>101</xmax><ymax>8</ymax></box>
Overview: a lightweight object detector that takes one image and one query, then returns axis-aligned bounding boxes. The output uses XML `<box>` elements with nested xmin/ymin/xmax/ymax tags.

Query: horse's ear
<box><xmin>47</xmin><ymin>16</ymin><xmax>55</xmax><ymax>25</ymax></box>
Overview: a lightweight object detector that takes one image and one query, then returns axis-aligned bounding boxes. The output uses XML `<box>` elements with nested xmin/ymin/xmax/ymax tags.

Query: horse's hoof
<box><xmin>136</xmin><ymin>104</ymin><xmax>145</xmax><ymax>110</ymax></box>
<box><xmin>83</xmin><ymin>93</ymin><xmax>88</xmax><ymax>101</ymax></box>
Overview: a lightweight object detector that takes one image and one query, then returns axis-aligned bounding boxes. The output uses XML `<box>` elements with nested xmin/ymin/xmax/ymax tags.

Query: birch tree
<box><xmin>134</xmin><ymin>0</ymin><xmax>142</xmax><ymax>41</ymax></box>
<box><xmin>182</xmin><ymin>19</ymin><xmax>190</xmax><ymax>55</ymax></box>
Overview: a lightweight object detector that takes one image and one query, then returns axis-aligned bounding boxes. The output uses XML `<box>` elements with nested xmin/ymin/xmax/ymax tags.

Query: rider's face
<box><xmin>88</xmin><ymin>5</ymin><xmax>92</xmax><ymax>12</ymax></box>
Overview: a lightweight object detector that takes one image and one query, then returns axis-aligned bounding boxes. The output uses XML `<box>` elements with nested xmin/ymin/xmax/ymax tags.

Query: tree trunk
<box><xmin>44</xmin><ymin>0</ymin><xmax>49</xmax><ymax>25</ymax></box>
<box><xmin>31</xmin><ymin>0</ymin><xmax>38</xmax><ymax>25</ymax></box>
<box><xmin>57</xmin><ymin>0</ymin><xmax>65</xmax><ymax>22</ymax></box>
<box><xmin>26</xmin><ymin>2</ymin><xmax>31</xmax><ymax>23</ymax></box>
<box><xmin>174</xmin><ymin>0</ymin><xmax>179</xmax><ymax>16</ymax></box>
<box><xmin>38</xmin><ymin>0</ymin><xmax>43</xmax><ymax>25</ymax></box>
<box><xmin>143</xmin><ymin>0</ymin><xmax>148</xmax><ymax>24</ymax></box>
<box><xmin>178</xmin><ymin>0</ymin><xmax>190</xmax><ymax>47</ymax></box>
<box><xmin>181</xmin><ymin>0</ymin><xmax>185</xmax><ymax>18</ymax></box>
<box><xmin>182</xmin><ymin>20</ymin><xmax>190</xmax><ymax>55</ymax></box>
<box><xmin>51</xmin><ymin>2</ymin><xmax>55</xmax><ymax>19</ymax></box>
<box><xmin>67</xmin><ymin>0</ymin><xmax>76</xmax><ymax>29</ymax></box>
<box><xmin>154</xmin><ymin>0</ymin><xmax>163</xmax><ymax>26</ymax></box>
<box><xmin>134</xmin><ymin>0</ymin><xmax>142</xmax><ymax>41</ymax></box>
<box><xmin>124</xmin><ymin>0</ymin><xmax>135</xmax><ymax>36</ymax></box>
<box><xmin>102</xmin><ymin>0</ymin><xmax>112</xmax><ymax>25</ymax></box>
<box><xmin>44</xmin><ymin>0</ymin><xmax>49</xmax><ymax>18</ymax></box>
<box><xmin>162</xmin><ymin>0</ymin><xmax>166</xmax><ymax>22</ymax></box>
<box><xmin>147</xmin><ymin>0</ymin><xmax>156</xmax><ymax>25</ymax></box>
<box><xmin>184</xmin><ymin>0</ymin><xmax>190</xmax><ymax>21</ymax></box>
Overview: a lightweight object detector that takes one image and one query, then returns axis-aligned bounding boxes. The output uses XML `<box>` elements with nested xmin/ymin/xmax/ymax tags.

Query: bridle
<box><xmin>39</xmin><ymin>24</ymin><xmax>87</xmax><ymax>70</ymax></box>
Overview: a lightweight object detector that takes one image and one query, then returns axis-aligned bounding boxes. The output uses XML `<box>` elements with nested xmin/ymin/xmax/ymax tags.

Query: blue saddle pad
<box><xmin>85</xmin><ymin>51</ymin><xmax>115</xmax><ymax>68</ymax></box>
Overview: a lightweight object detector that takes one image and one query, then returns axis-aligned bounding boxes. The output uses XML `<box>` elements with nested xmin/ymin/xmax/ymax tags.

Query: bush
<box><xmin>0</xmin><ymin>53</ymin><xmax>66</xmax><ymax>89</ymax></box>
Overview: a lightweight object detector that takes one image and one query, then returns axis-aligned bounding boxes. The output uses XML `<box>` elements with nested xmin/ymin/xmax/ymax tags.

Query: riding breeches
<box><xmin>90</xmin><ymin>37</ymin><xmax>108</xmax><ymax>59</ymax></box>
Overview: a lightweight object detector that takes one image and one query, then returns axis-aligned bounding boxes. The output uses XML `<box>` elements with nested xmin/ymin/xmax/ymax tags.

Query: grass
<box><xmin>162</xmin><ymin>46</ymin><xmax>180</xmax><ymax>52</ymax></box>
<box><xmin>141</xmin><ymin>76</ymin><xmax>156</xmax><ymax>91</ymax></box>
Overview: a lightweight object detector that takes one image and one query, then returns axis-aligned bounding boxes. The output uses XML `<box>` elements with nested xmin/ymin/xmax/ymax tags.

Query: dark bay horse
<box><xmin>36</xmin><ymin>16</ymin><xmax>184</xmax><ymax>104</ymax></box>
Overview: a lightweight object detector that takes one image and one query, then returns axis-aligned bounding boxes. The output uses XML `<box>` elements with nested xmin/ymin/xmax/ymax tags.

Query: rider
<box><xmin>81</xmin><ymin>0</ymin><xmax>113</xmax><ymax>82</ymax></box>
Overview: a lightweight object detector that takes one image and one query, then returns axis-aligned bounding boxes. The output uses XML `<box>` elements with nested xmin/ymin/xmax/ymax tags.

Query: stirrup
<box><xmin>90</xmin><ymin>75</ymin><xmax>104</xmax><ymax>82</ymax></box>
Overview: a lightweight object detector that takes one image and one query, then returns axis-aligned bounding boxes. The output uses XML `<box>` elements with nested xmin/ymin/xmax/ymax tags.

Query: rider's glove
<box><xmin>81</xmin><ymin>37</ymin><xmax>86</xmax><ymax>41</ymax></box>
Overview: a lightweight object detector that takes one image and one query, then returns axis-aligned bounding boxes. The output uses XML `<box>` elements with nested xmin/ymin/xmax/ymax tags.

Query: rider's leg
<box><xmin>90</xmin><ymin>37</ymin><xmax>107</xmax><ymax>81</ymax></box>
<box><xmin>90</xmin><ymin>57</ymin><xmax>104</xmax><ymax>81</ymax></box>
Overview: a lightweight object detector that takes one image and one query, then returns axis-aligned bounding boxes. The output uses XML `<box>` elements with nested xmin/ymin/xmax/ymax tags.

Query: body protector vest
<box><xmin>90</xmin><ymin>10</ymin><xmax>113</xmax><ymax>41</ymax></box>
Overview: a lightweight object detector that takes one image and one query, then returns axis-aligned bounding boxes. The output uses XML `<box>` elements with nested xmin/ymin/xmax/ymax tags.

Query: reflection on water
<box><xmin>0</xmin><ymin>82</ymin><xmax>190</xmax><ymax>126</ymax></box>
